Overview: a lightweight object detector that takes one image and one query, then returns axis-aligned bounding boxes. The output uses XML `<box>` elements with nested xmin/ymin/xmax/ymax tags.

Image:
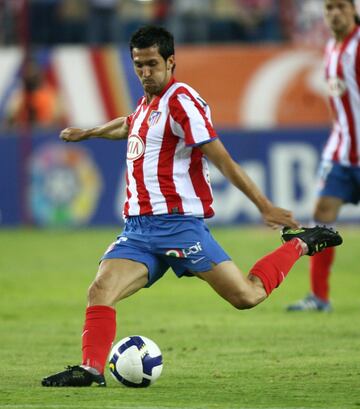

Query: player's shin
<box><xmin>249</xmin><ymin>240</ymin><xmax>304</xmax><ymax>295</ymax></box>
<box><xmin>310</xmin><ymin>247</ymin><xmax>335</xmax><ymax>301</ymax></box>
<box><xmin>82</xmin><ymin>305</ymin><xmax>116</xmax><ymax>374</ymax></box>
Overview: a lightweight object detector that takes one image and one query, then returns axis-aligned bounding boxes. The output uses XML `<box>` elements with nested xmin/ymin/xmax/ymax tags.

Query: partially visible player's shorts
<box><xmin>101</xmin><ymin>214</ymin><xmax>231</xmax><ymax>287</ymax></box>
<box><xmin>317</xmin><ymin>160</ymin><xmax>360</xmax><ymax>204</ymax></box>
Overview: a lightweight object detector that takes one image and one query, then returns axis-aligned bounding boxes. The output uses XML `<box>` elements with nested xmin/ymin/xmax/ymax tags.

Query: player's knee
<box><xmin>87</xmin><ymin>279</ymin><xmax>100</xmax><ymax>302</ymax></box>
<box><xmin>228</xmin><ymin>292</ymin><xmax>260</xmax><ymax>310</ymax></box>
<box><xmin>314</xmin><ymin>209</ymin><xmax>335</xmax><ymax>223</ymax></box>
<box><xmin>314</xmin><ymin>202</ymin><xmax>339</xmax><ymax>223</ymax></box>
<box><xmin>87</xmin><ymin>276</ymin><xmax>111</xmax><ymax>304</ymax></box>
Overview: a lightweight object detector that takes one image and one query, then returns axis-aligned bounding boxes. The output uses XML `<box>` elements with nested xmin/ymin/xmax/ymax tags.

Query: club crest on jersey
<box><xmin>127</xmin><ymin>134</ymin><xmax>145</xmax><ymax>161</ymax></box>
<box><xmin>148</xmin><ymin>110</ymin><xmax>162</xmax><ymax>126</ymax></box>
<box><xmin>327</xmin><ymin>77</ymin><xmax>347</xmax><ymax>97</ymax></box>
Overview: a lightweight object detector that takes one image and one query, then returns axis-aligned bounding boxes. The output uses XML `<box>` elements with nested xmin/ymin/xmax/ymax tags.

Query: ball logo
<box><xmin>327</xmin><ymin>77</ymin><xmax>347</xmax><ymax>97</ymax></box>
<box><xmin>127</xmin><ymin>134</ymin><xmax>145</xmax><ymax>161</ymax></box>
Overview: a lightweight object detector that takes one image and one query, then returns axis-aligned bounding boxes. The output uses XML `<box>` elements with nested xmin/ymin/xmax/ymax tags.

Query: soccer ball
<box><xmin>109</xmin><ymin>335</ymin><xmax>163</xmax><ymax>387</ymax></box>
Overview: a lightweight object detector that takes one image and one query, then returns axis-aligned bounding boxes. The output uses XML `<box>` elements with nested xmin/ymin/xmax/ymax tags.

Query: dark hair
<box><xmin>346</xmin><ymin>0</ymin><xmax>360</xmax><ymax>24</ymax></box>
<box><xmin>129</xmin><ymin>26</ymin><xmax>175</xmax><ymax>61</ymax></box>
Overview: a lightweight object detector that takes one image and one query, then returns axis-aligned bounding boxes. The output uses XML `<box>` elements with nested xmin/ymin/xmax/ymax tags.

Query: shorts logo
<box><xmin>127</xmin><ymin>134</ymin><xmax>145</xmax><ymax>161</ymax></box>
<box><xmin>165</xmin><ymin>249</ymin><xmax>185</xmax><ymax>258</ymax></box>
<box><xmin>116</xmin><ymin>236</ymin><xmax>128</xmax><ymax>243</ymax></box>
<box><xmin>148</xmin><ymin>110</ymin><xmax>162</xmax><ymax>126</ymax></box>
<box><xmin>165</xmin><ymin>242</ymin><xmax>202</xmax><ymax>258</ymax></box>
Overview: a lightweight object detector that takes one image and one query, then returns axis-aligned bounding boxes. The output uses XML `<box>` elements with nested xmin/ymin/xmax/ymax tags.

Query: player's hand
<box><xmin>261</xmin><ymin>206</ymin><xmax>300</xmax><ymax>230</ymax></box>
<box><xmin>60</xmin><ymin>127</ymin><xmax>89</xmax><ymax>142</ymax></box>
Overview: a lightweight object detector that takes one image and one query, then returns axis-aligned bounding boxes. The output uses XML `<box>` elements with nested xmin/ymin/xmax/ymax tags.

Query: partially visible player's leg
<box><xmin>286</xmin><ymin>158</ymin><xmax>353</xmax><ymax>312</ymax></box>
<box><xmin>287</xmin><ymin>196</ymin><xmax>342</xmax><ymax>312</ymax></box>
<box><xmin>311</xmin><ymin>196</ymin><xmax>342</xmax><ymax>300</ymax></box>
<box><xmin>313</xmin><ymin>196</ymin><xmax>342</xmax><ymax>224</ymax></box>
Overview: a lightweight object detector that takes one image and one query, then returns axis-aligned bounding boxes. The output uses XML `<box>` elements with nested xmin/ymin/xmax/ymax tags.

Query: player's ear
<box><xmin>167</xmin><ymin>55</ymin><xmax>175</xmax><ymax>71</ymax></box>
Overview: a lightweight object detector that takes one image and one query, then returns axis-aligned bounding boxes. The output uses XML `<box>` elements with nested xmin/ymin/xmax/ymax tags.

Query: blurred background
<box><xmin>1</xmin><ymin>0</ymin><xmax>360</xmax><ymax>227</ymax></box>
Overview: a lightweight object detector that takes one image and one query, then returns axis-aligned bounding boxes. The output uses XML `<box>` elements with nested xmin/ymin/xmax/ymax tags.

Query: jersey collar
<box><xmin>146</xmin><ymin>77</ymin><xmax>176</xmax><ymax>107</ymax></box>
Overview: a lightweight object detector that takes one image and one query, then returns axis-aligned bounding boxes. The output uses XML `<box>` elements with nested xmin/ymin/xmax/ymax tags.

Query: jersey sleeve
<box><xmin>126</xmin><ymin>113</ymin><xmax>134</xmax><ymax>127</ymax></box>
<box><xmin>169</xmin><ymin>88</ymin><xmax>217</xmax><ymax>146</ymax></box>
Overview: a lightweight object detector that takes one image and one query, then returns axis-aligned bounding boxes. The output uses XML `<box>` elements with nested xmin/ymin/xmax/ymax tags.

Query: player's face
<box><xmin>324</xmin><ymin>0</ymin><xmax>357</xmax><ymax>37</ymax></box>
<box><xmin>132</xmin><ymin>46</ymin><xmax>175</xmax><ymax>97</ymax></box>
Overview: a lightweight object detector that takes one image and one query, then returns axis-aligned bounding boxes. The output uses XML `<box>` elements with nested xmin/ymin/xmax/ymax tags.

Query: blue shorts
<box><xmin>317</xmin><ymin>160</ymin><xmax>360</xmax><ymax>204</ymax></box>
<box><xmin>101</xmin><ymin>215</ymin><xmax>231</xmax><ymax>287</ymax></box>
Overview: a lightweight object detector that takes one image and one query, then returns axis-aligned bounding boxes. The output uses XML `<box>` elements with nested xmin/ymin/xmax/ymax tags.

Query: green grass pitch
<box><xmin>0</xmin><ymin>226</ymin><xmax>359</xmax><ymax>409</ymax></box>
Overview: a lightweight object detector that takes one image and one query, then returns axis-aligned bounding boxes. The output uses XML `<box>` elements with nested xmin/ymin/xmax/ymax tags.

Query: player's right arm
<box><xmin>200</xmin><ymin>138</ymin><xmax>299</xmax><ymax>230</ymax></box>
<box><xmin>60</xmin><ymin>116</ymin><xmax>129</xmax><ymax>142</ymax></box>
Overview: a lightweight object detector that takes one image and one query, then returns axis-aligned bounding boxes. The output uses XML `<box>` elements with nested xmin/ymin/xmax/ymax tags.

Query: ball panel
<box><xmin>142</xmin><ymin>354</ymin><xmax>163</xmax><ymax>377</ymax></box>
<box><xmin>149</xmin><ymin>363</ymin><xmax>163</xmax><ymax>383</ymax></box>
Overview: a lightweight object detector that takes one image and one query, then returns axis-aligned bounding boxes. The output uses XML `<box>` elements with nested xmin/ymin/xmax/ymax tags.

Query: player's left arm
<box><xmin>200</xmin><ymin>138</ymin><xmax>299</xmax><ymax>229</ymax></box>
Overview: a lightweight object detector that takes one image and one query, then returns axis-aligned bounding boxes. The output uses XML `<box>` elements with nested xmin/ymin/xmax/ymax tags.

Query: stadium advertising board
<box><xmin>1</xmin><ymin>129</ymin><xmax>360</xmax><ymax>227</ymax></box>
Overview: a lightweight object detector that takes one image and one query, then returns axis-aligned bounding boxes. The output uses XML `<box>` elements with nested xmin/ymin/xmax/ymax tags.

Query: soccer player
<box><xmin>42</xmin><ymin>26</ymin><xmax>342</xmax><ymax>387</ymax></box>
<box><xmin>287</xmin><ymin>0</ymin><xmax>360</xmax><ymax>312</ymax></box>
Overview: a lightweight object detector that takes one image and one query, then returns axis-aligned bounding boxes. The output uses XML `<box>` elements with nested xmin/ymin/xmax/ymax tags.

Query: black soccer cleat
<box><xmin>41</xmin><ymin>365</ymin><xmax>106</xmax><ymax>387</ymax></box>
<box><xmin>281</xmin><ymin>226</ymin><xmax>343</xmax><ymax>256</ymax></box>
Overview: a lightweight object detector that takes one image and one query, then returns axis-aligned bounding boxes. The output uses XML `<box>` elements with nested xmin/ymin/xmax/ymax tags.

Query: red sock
<box><xmin>310</xmin><ymin>247</ymin><xmax>335</xmax><ymax>301</ymax></box>
<box><xmin>250</xmin><ymin>239</ymin><xmax>303</xmax><ymax>295</ymax></box>
<box><xmin>82</xmin><ymin>305</ymin><xmax>116</xmax><ymax>374</ymax></box>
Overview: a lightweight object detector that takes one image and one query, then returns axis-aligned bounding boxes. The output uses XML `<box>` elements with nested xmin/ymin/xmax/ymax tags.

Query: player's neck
<box><xmin>333</xmin><ymin>23</ymin><xmax>356</xmax><ymax>44</ymax></box>
<box><xmin>145</xmin><ymin>93</ymin><xmax>156</xmax><ymax>105</ymax></box>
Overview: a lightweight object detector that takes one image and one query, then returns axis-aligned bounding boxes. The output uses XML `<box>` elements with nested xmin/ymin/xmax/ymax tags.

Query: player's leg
<box><xmin>87</xmin><ymin>258</ymin><xmax>149</xmax><ymax>306</ymax></box>
<box><xmin>81</xmin><ymin>258</ymin><xmax>149</xmax><ymax>376</ymax></box>
<box><xmin>197</xmin><ymin>238</ymin><xmax>307</xmax><ymax>309</ymax></box>
<box><xmin>198</xmin><ymin>223</ymin><xmax>343</xmax><ymax>310</ymax></box>
<box><xmin>287</xmin><ymin>160</ymin><xmax>348</xmax><ymax>312</ymax></box>
<box><xmin>196</xmin><ymin>260</ymin><xmax>267</xmax><ymax>309</ymax></box>
<box><xmin>286</xmin><ymin>197</ymin><xmax>341</xmax><ymax>312</ymax></box>
<box><xmin>310</xmin><ymin>196</ymin><xmax>341</xmax><ymax>304</ymax></box>
<box><xmin>42</xmin><ymin>258</ymin><xmax>149</xmax><ymax>387</ymax></box>
<box><xmin>313</xmin><ymin>195</ymin><xmax>343</xmax><ymax>224</ymax></box>
<box><xmin>163</xmin><ymin>216</ymin><xmax>342</xmax><ymax>309</ymax></box>
<box><xmin>76</xmin><ymin>218</ymin><xmax>170</xmax><ymax>383</ymax></box>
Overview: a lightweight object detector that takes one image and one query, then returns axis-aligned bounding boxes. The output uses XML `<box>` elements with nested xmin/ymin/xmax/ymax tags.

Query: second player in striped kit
<box><xmin>287</xmin><ymin>0</ymin><xmax>360</xmax><ymax>312</ymax></box>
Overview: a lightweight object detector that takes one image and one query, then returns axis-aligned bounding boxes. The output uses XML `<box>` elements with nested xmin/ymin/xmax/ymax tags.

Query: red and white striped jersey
<box><xmin>323</xmin><ymin>26</ymin><xmax>360</xmax><ymax>166</ymax></box>
<box><xmin>123</xmin><ymin>77</ymin><xmax>217</xmax><ymax>218</ymax></box>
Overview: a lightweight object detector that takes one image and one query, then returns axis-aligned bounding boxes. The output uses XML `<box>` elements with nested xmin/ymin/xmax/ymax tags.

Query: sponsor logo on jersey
<box><xmin>148</xmin><ymin>110</ymin><xmax>162</xmax><ymax>126</ymax></box>
<box><xmin>327</xmin><ymin>77</ymin><xmax>347</xmax><ymax>97</ymax></box>
<box><xmin>127</xmin><ymin>134</ymin><xmax>145</xmax><ymax>161</ymax></box>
